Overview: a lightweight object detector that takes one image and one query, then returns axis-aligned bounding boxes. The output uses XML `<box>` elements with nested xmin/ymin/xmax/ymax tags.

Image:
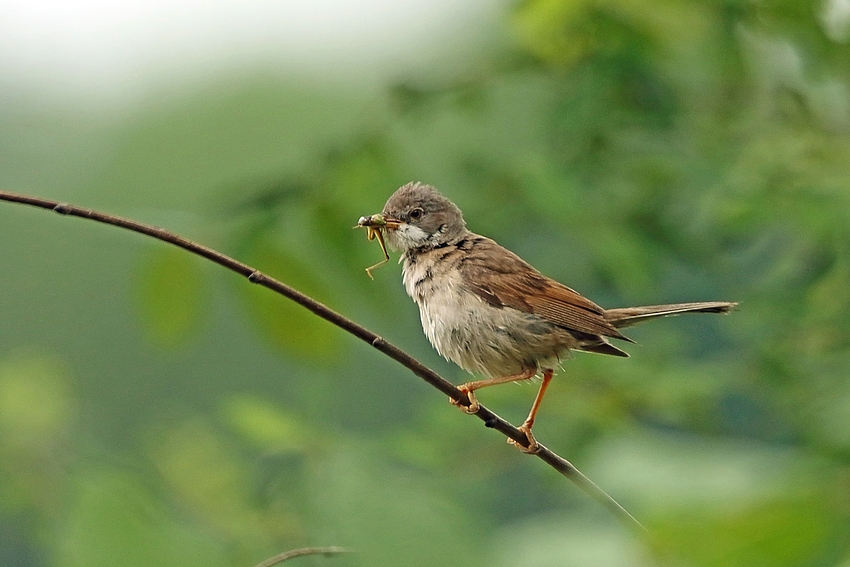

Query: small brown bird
<box><xmin>360</xmin><ymin>182</ymin><xmax>735</xmax><ymax>451</ymax></box>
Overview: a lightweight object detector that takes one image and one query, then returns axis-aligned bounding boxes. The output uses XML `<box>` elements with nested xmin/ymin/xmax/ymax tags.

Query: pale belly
<box><xmin>402</xmin><ymin>257</ymin><xmax>575</xmax><ymax>378</ymax></box>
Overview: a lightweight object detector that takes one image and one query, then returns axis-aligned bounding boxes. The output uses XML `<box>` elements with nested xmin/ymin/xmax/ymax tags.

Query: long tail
<box><xmin>604</xmin><ymin>301</ymin><xmax>737</xmax><ymax>329</ymax></box>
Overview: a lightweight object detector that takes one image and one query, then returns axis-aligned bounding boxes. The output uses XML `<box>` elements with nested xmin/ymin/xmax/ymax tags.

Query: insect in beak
<box><xmin>355</xmin><ymin>213</ymin><xmax>399</xmax><ymax>279</ymax></box>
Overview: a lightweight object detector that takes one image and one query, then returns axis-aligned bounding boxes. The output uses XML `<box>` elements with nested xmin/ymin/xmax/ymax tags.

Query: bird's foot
<box><xmin>450</xmin><ymin>386</ymin><xmax>480</xmax><ymax>414</ymax></box>
<box><xmin>507</xmin><ymin>422</ymin><xmax>540</xmax><ymax>454</ymax></box>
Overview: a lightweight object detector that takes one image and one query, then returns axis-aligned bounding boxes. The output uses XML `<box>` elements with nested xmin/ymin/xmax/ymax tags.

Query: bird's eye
<box><xmin>409</xmin><ymin>208</ymin><xmax>423</xmax><ymax>220</ymax></box>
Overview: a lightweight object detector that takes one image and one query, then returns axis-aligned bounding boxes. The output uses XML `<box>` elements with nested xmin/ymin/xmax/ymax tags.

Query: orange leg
<box><xmin>451</xmin><ymin>367</ymin><xmax>538</xmax><ymax>414</ymax></box>
<box><xmin>508</xmin><ymin>368</ymin><xmax>554</xmax><ymax>453</ymax></box>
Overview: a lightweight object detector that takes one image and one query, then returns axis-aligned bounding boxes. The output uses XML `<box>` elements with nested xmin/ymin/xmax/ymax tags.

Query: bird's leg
<box><xmin>507</xmin><ymin>368</ymin><xmax>554</xmax><ymax>454</ymax></box>
<box><xmin>451</xmin><ymin>367</ymin><xmax>537</xmax><ymax>414</ymax></box>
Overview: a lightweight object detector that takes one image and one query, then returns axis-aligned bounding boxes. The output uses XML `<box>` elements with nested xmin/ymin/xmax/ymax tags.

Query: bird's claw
<box><xmin>450</xmin><ymin>387</ymin><xmax>480</xmax><ymax>414</ymax></box>
<box><xmin>508</xmin><ymin>423</ymin><xmax>540</xmax><ymax>454</ymax></box>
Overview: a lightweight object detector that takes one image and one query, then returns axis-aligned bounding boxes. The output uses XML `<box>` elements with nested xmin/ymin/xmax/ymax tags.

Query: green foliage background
<box><xmin>3</xmin><ymin>1</ymin><xmax>850</xmax><ymax>565</ymax></box>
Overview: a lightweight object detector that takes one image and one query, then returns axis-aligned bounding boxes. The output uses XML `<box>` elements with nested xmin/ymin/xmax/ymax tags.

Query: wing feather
<box><xmin>459</xmin><ymin>238</ymin><xmax>630</xmax><ymax>341</ymax></box>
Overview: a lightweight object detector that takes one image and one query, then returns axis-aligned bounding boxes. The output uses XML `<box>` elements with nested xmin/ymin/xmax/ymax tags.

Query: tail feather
<box><xmin>604</xmin><ymin>301</ymin><xmax>737</xmax><ymax>329</ymax></box>
<box><xmin>580</xmin><ymin>340</ymin><xmax>630</xmax><ymax>357</ymax></box>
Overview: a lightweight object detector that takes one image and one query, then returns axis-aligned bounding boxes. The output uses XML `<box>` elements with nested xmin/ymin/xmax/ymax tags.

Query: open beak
<box><xmin>356</xmin><ymin>213</ymin><xmax>401</xmax><ymax>230</ymax></box>
<box><xmin>354</xmin><ymin>213</ymin><xmax>400</xmax><ymax>279</ymax></box>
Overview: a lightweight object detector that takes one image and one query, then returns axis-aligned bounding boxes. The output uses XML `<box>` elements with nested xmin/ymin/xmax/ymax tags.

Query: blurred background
<box><xmin>2</xmin><ymin>0</ymin><xmax>850</xmax><ymax>565</ymax></box>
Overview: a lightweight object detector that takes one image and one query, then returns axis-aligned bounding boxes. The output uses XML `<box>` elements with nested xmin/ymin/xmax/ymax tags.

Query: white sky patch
<box><xmin>0</xmin><ymin>0</ymin><xmax>502</xmax><ymax>103</ymax></box>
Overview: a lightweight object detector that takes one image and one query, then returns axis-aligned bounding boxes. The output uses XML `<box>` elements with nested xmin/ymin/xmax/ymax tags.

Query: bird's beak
<box><xmin>356</xmin><ymin>214</ymin><xmax>401</xmax><ymax>231</ymax></box>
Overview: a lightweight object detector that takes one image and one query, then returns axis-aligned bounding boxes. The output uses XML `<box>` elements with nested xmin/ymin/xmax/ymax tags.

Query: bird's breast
<box><xmin>401</xmin><ymin>250</ymin><xmax>571</xmax><ymax>378</ymax></box>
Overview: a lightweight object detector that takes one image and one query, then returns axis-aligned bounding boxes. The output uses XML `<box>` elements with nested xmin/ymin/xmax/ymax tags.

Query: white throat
<box><xmin>385</xmin><ymin>223</ymin><xmax>432</xmax><ymax>252</ymax></box>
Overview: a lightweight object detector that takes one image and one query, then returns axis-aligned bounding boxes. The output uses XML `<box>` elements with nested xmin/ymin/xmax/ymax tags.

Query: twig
<box><xmin>253</xmin><ymin>546</ymin><xmax>352</xmax><ymax>567</ymax></box>
<box><xmin>0</xmin><ymin>189</ymin><xmax>645</xmax><ymax>533</ymax></box>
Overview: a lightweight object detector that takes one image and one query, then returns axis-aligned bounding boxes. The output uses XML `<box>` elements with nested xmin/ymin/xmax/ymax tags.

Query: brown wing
<box><xmin>458</xmin><ymin>237</ymin><xmax>631</xmax><ymax>341</ymax></box>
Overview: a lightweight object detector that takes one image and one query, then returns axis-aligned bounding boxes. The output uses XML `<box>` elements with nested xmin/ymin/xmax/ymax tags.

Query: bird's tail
<box><xmin>604</xmin><ymin>302</ymin><xmax>737</xmax><ymax>329</ymax></box>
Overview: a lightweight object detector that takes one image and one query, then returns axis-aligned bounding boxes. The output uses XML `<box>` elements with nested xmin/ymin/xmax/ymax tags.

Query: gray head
<box><xmin>381</xmin><ymin>182</ymin><xmax>467</xmax><ymax>251</ymax></box>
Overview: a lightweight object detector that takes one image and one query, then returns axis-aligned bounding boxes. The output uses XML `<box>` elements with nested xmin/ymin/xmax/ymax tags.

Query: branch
<box><xmin>0</xmin><ymin>189</ymin><xmax>644</xmax><ymax>533</ymax></box>
<box><xmin>253</xmin><ymin>546</ymin><xmax>352</xmax><ymax>567</ymax></box>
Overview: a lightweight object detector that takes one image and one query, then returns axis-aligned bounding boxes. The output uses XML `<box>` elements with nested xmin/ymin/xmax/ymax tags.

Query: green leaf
<box><xmin>240</xmin><ymin>238</ymin><xmax>339</xmax><ymax>362</ymax></box>
<box><xmin>0</xmin><ymin>352</ymin><xmax>73</xmax><ymax>446</ymax></box>
<box><xmin>57</xmin><ymin>467</ymin><xmax>225</xmax><ymax>567</ymax></box>
<box><xmin>222</xmin><ymin>394</ymin><xmax>309</xmax><ymax>453</ymax></box>
<box><xmin>512</xmin><ymin>0</ymin><xmax>593</xmax><ymax>67</ymax></box>
<box><xmin>134</xmin><ymin>247</ymin><xmax>207</xmax><ymax>347</ymax></box>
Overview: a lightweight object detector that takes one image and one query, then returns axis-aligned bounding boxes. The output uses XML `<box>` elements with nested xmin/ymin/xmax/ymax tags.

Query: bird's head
<box><xmin>374</xmin><ymin>182</ymin><xmax>467</xmax><ymax>252</ymax></box>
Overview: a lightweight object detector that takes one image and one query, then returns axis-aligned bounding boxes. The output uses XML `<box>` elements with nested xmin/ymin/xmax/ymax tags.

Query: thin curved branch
<box><xmin>0</xmin><ymin>189</ymin><xmax>644</xmax><ymax>533</ymax></box>
<box><xmin>253</xmin><ymin>546</ymin><xmax>352</xmax><ymax>567</ymax></box>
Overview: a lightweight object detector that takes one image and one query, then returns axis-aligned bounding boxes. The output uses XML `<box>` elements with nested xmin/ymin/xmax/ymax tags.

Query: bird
<box><xmin>359</xmin><ymin>182</ymin><xmax>736</xmax><ymax>452</ymax></box>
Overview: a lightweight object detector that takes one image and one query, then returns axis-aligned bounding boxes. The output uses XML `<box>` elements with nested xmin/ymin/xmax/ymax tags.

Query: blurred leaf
<box><xmin>585</xmin><ymin>224</ymin><xmax>657</xmax><ymax>295</ymax></box>
<box><xmin>147</xmin><ymin>418</ymin><xmax>302</xmax><ymax>548</ymax></box>
<box><xmin>810</xmin><ymin>375</ymin><xmax>850</xmax><ymax>451</ymax></box>
<box><xmin>587</xmin><ymin>433</ymin><xmax>850</xmax><ymax>566</ymax></box>
<box><xmin>310</xmin><ymin>443</ymin><xmax>484</xmax><ymax>567</ymax></box>
<box><xmin>653</xmin><ymin>496</ymin><xmax>836</xmax><ymax>567</ymax></box>
<box><xmin>492</xmin><ymin>514</ymin><xmax>646</xmax><ymax>567</ymax></box>
<box><xmin>389</xmin><ymin>83</ymin><xmax>438</xmax><ymax>114</ymax></box>
<box><xmin>0</xmin><ymin>352</ymin><xmax>74</xmax><ymax>515</ymax></box>
<box><xmin>322</xmin><ymin>134</ymin><xmax>401</xmax><ymax>205</ymax></box>
<box><xmin>512</xmin><ymin>0</ymin><xmax>593</xmax><ymax>68</ymax></box>
<box><xmin>222</xmin><ymin>394</ymin><xmax>310</xmax><ymax>454</ymax></box>
<box><xmin>134</xmin><ymin>247</ymin><xmax>207</xmax><ymax>347</ymax></box>
<box><xmin>0</xmin><ymin>352</ymin><xmax>73</xmax><ymax>447</ymax></box>
<box><xmin>240</xmin><ymin>237</ymin><xmax>339</xmax><ymax>362</ymax></box>
<box><xmin>803</xmin><ymin>261</ymin><xmax>850</xmax><ymax>352</ymax></box>
<box><xmin>57</xmin><ymin>467</ymin><xmax>225</xmax><ymax>567</ymax></box>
